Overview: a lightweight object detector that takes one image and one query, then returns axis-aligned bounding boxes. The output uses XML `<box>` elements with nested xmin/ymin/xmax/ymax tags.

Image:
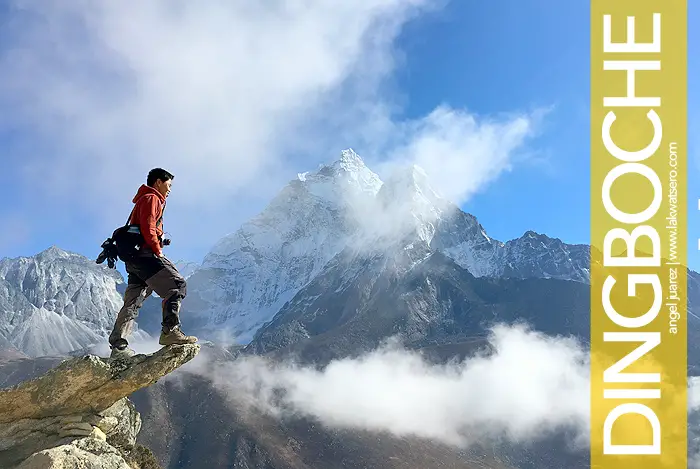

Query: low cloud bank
<box><xmin>184</xmin><ymin>323</ymin><xmax>591</xmax><ymax>448</ymax></box>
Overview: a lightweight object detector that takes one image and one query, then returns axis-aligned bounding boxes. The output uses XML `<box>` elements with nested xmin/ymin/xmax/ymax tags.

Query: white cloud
<box><xmin>174</xmin><ymin>325</ymin><xmax>700</xmax><ymax>458</ymax></box>
<box><xmin>0</xmin><ymin>0</ymin><xmax>546</xmax><ymax>259</ymax></box>
<box><xmin>85</xmin><ymin>320</ymin><xmax>700</xmax><ymax>460</ymax></box>
<box><xmin>338</xmin><ymin>105</ymin><xmax>546</xmax><ymax>251</ymax></box>
<box><xmin>381</xmin><ymin>105</ymin><xmax>548</xmax><ymax>205</ymax></box>
<box><xmin>0</xmin><ymin>0</ymin><xmax>428</xmax><ymax>204</ymax></box>
<box><xmin>183</xmin><ymin>323</ymin><xmax>590</xmax><ymax>448</ymax></box>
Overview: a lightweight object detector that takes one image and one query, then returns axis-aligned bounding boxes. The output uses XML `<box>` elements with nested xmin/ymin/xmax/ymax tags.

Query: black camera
<box><xmin>96</xmin><ymin>238</ymin><xmax>118</xmax><ymax>269</ymax></box>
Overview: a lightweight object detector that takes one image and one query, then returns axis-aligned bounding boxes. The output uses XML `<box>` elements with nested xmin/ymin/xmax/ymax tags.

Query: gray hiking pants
<box><xmin>108</xmin><ymin>249</ymin><xmax>186</xmax><ymax>348</ymax></box>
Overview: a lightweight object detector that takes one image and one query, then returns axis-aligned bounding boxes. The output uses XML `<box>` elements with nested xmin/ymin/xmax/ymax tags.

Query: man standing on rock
<box><xmin>108</xmin><ymin>168</ymin><xmax>197</xmax><ymax>359</ymax></box>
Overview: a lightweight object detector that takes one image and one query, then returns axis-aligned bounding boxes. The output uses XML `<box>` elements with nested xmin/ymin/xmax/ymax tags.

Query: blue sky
<box><xmin>392</xmin><ymin>0</ymin><xmax>590</xmax><ymax>245</ymax></box>
<box><xmin>0</xmin><ymin>0</ymin><xmax>697</xmax><ymax>271</ymax></box>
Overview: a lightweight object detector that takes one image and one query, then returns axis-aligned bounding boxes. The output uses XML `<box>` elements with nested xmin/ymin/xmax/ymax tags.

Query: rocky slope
<box><xmin>0</xmin><ymin>343</ymin><xmax>200</xmax><ymax>468</ymax></box>
<box><xmin>0</xmin><ymin>246</ymin><xmax>149</xmax><ymax>357</ymax></box>
<box><xmin>245</xmin><ymin>240</ymin><xmax>591</xmax><ymax>364</ymax></box>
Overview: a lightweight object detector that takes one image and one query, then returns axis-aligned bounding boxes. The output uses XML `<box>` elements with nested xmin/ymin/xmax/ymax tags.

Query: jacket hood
<box><xmin>133</xmin><ymin>184</ymin><xmax>166</xmax><ymax>204</ymax></box>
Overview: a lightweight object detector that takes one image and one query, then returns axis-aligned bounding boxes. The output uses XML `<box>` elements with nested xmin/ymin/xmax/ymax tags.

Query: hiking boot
<box><xmin>110</xmin><ymin>344</ymin><xmax>135</xmax><ymax>360</ymax></box>
<box><xmin>159</xmin><ymin>326</ymin><xmax>198</xmax><ymax>346</ymax></box>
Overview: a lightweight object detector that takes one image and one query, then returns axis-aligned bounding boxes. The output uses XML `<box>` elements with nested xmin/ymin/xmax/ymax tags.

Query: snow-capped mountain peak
<box><xmin>189</xmin><ymin>150</ymin><xmax>385</xmax><ymax>341</ymax></box>
<box><xmin>24</xmin><ymin>245</ymin><xmax>81</xmax><ymax>263</ymax></box>
<box><xmin>145</xmin><ymin>149</ymin><xmax>590</xmax><ymax>345</ymax></box>
<box><xmin>335</xmin><ymin>148</ymin><xmax>369</xmax><ymax>173</ymax></box>
<box><xmin>205</xmin><ymin>150</ymin><xmax>382</xmax><ymax>261</ymax></box>
<box><xmin>302</xmin><ymin>148</ymin><xmax>383</xmax><ymax>202</ymax></box>
<box><xmin>37</xmin><ymin>245</ymin><xmax>70</xmax><ymax>259</ymax></box>
<box><xmin>1</xmin><ymin>150</ymin><xmax>594</xmax><ymax>354</ymax></box>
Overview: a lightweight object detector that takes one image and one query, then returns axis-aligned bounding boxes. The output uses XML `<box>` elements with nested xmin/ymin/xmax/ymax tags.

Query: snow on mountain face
<box><xmin>372</xmin><ymin>172</ymin><xmax>593</xmax><ymax>282</ymax></box>
<box><xmin>183</xmin><ymin>149</ymin><xmax>384</xmax><ymax>342</ymax></box>
<box><xmin>498</xmin><ymin>231</ymin><xmax>590</xmax><ymax>282</ymax></box>
<box><xmin>187</xmin><ymin>148</ymin><xmax>591</xmax><ymax>344</ymax></box>
<box><xmin>371</xmin><ymin>172</ymin><xmax>590</xmax><ymax>282</ymax></box>
<box><xmin>303</xmin><ymin>148</ymin><xmax>383</xmax><ymax>202</ymax></box>
<box><xmin>0</xmin><ymin>278</ymin><xmax>36</xmax><ymax>337</ymax></box>
<box><xmin>430</xmin><ymin>209</ymin><xmax>503</xmax><ymax>277</ymax></box>
<box><xmin>0</xmin><ymin>246</ymin><xmax>150</xmax><ymax>357</ymax></box>
<box><xmin>0</xmin><ymin>246</ymin><xmax>123</xmax><ymax>332</ymax></box>
<box><xmin>246</xmin><ymin>240</ymin><xmax>592</xmax><ymax>364</ymax></box>
<box><xmin>433</xmin><ymin>216</ymin><xmax>590</xmax><ymax>283</ymax></box>
<box><xmin>0</xmin><ymin>328</ymin><xmax>15</xmax><ymax>349</ymax></box>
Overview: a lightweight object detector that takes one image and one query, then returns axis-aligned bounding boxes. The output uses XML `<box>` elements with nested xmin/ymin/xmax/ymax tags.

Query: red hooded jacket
<box><xmin>130</xmin><ymin>184</ymin><xmax>166</xmax><ymax>257</ymax></box>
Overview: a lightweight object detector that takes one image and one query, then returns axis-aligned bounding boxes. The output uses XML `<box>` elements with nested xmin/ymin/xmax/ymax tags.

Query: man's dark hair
<box><xmin>147</xmin><ymin>168</ymin><xmax>175</xmax><ymax>187</ymax></box>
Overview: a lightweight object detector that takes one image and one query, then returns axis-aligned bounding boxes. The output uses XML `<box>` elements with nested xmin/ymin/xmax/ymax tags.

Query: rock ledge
<box><xmin>0</xmin><ymin>344</ymin><xmax>200</xmax><ymax>468</ymax></box>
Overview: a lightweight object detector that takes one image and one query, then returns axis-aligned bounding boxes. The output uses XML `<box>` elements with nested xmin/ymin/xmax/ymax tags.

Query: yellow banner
<box><xmin>590</xmin><ymin>1</ymin><xmax>687</xmax><ymax>468</ymax></box>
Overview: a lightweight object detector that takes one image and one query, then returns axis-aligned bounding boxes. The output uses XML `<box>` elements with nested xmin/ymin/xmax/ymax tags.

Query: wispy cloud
<box><xmin>378</xmin><ymin>105</ymin><xmax>549</xmax><ymax>205</ymax></box>
<box><xmin>339</xmin><ymin>105</ymin><xmax>546</xmax><ymax>250</ymax></box>
<box><xmin>0</xmin><ymin>0</ymin><xmax>429</xmax><ymax>210</ymax></box>
<box><xmin>0</xmin><ymin>0</ymin><xmax>548</xmax><ymax>258</ymax></box>
<box><xmin>182</xmin><ymin>323</ymin><xmax>590</xmax><ymax>449</ymax></box>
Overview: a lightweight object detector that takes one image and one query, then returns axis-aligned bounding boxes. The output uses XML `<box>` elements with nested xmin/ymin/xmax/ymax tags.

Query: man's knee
<box><xmin>149</xmin><ymin>266</ymin><xmax>186</xmax><ymax>301</ymax></box>
<box><xmin>169</xmin><ymin>271</ymin><xmax>186</xmax><ymax>298</ymax></box>
<box><xmin>177</xmin><ymin>276</ymin><xmax>187</xmax><ymax>299</ymax></box>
